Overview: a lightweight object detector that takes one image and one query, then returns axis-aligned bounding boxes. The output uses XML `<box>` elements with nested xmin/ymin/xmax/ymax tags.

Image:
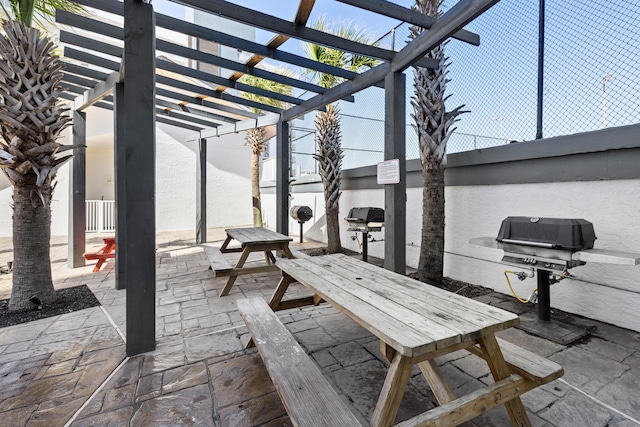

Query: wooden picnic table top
<box><xmin>276</xmin><ymin>253</ymin><xmax>520</xmax><ymax>359</ymax></box>
<box><xmin>225</xmin><ymin>227</ymin><xmax>293</xmax><ymax>246</ymax></box>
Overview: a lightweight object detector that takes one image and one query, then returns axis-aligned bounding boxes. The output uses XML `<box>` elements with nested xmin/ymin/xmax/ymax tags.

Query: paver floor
<box><xmin>1</xmin><ymin>229</ymin><xmax>640</xmax><ymax>426</ymax></box>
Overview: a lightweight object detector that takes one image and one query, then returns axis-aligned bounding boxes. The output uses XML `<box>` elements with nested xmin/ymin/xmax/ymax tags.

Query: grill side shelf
<box><xmin>572</xmin><ymin>249</ymin><xmax>640</xmax><ymax>266</ymax></box>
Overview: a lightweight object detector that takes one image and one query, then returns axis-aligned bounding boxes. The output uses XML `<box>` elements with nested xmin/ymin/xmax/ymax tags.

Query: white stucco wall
<box><xmin>86</xmin><ymin>140</ymin><xmax>115</xmax><ymax>201</ymax></box>
<box><xmin>0</xmin><ymin>163</ymin><xmax>71</xmax><ymax>237</ymax></box>
<box><xmin>443</xmin><ymin>179</ymin><xmax>640</xmax><ymax>332</ymax></box>
<box><xmin>0</xmin><ymin>175</ymin><xmax>14</xmax><ymax>236</ymax></box>
<box><xmin>262</xmin><ymin>177</ymin><xmax>640</xmax><ymax>333</ymax></box>
<box><xmin>0</xmin><ymin>118</ymin><xmax>253</xmax><ymax>237</ymax></box>
<box><xmin>155</xmin><ymin>124</ymin><xmax>253</xmax><ymax>232</ymax></box>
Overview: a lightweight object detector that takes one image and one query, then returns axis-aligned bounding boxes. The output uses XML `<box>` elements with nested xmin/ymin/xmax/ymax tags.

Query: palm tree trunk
<box><xmin>9</xmin><ymin>184</ymin><xmax>55</xmax><ymax>310</ymax></box>
<box><xmin>314</xmin><ymin>105</ymin><xmax>343</xmax><ymax>254</ymax></box>
<box><xmin>245</xmin><ymin>127</ymin><xmax>266</xmax><ymax>227</ymax></box>
<box><xmin>250</xmin><ymin>148</ymin><xmax>263</xmax><ymax>227</ymax></box>
<box><xmin>418</xmin><ymin>163</ymin><xmax>445</xmax><ymax>286</ymax></box>
<box><xmin>326</xmin><ymin>205</ymin><xmax>341</xmax><ymax>253</ymax></box>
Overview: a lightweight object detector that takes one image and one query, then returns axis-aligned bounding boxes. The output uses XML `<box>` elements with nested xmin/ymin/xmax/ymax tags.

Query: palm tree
<box><xmin>411</xmin><ymin>0</ymin><xmax>467</xmax><ymax>286</ymax></box>
<box><xmin>304</xmin><ymin>17</ymin><xmax>378</xmax><ymax>253</ymax></box>
<box><xmin>0</xmin><ymin>0</ymin><xmax>82</xmax><ymax>310</ymax></box>
<box><xmin>240</xmin><ymin>69</ymin><xmax>295</xmax><ymax>227</ymax></box>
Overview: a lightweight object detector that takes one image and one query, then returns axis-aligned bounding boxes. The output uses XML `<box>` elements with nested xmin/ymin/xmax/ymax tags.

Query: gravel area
<box><xmin>0</xmin><ymin>285</ymin><xmax>100</xmax><ymax>328</ymax></box>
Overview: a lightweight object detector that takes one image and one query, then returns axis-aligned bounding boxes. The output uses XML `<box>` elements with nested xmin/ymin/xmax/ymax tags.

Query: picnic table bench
<box><xmin>83</xmin><ymin>236</ymin><xmax>116</xmax><ymax>272</ymax></box>
<box><xmin>238</xmin><ymin>254</ymin><xmax>563</xmax><ymax>427</ymax></box>
<box><xmin>205</xmin><ymin>227</ymin><xmax>294</xmax><ymax>297</ymax></box>
<box><xmin>237</xmin><ymin>297</ymin><xmax>362</xmax><ymax>426</ymax></box>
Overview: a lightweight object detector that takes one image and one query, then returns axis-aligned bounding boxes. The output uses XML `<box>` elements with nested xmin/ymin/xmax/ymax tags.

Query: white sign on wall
<box><xmin>377</xmin><ymin>159</ymin><xmax>400</xmax><ymax>184</ymax></box>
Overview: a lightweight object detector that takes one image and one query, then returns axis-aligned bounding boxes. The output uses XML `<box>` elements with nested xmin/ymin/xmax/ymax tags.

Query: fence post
<box><xmin>97</xmin><ymin>200</ymin><xmax>104</xmax><ymax>233</ymax></box>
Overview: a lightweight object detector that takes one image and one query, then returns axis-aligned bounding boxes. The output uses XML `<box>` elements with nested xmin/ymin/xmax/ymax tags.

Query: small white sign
<box><xmin>377</xmin><ymin>159</ymin><xmax>400</xmax><ymax>184</ymax></box>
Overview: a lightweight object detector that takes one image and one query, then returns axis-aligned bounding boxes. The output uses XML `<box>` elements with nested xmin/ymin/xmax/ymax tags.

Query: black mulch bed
<box><xmin>299</xmin><ymin>247</ymin><xmax>493</xmax><ymax>299</ymax></box>
<box><xmin>0</xmin><ymin>285</ymin><xmax>100</xmax><ymax>329</ymax></box>
<box><xmin>417</xmin><ymin>275</ymin><xmax>494</xmax><ymax>299</ymax></box>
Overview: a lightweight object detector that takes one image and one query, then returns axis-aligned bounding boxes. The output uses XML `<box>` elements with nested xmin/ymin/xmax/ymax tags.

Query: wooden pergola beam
<box><xmin>283</xmin><ymin>0</ymin><xmax>499</xmax><ymax>122</ymax></box>
<box><xmin>60</xmin><ymin>30</ymin><xmax>336</xmax><ymax>98</ymax></box>
<box><xmin>73</xmin><ymin>70</ymin><xmax>120</xmax><ymax>112</ymax></box>
<box><xmin>62</xmin><ymin>45</ymin><xmax>301</xmax><ymax>108</ymax></box>
<box><xmin>335</xmin><ymin>0</ymin><xmax>480</xmax><ymax>45</ymax></box>
<box><xmin>173</xmin><ymin>0</ymin><xmax>438</xmax><ymax>69</ymax></box>
<box><xmin>59</xmin><ymin>1</ymin><xmax>365</xmax><ymax>80</ymax></box>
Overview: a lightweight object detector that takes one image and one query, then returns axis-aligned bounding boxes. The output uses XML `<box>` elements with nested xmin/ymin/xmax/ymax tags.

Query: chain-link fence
<box><xmin>285</xmin><ymin>0</ymin><xmax>640</xmax><ymax>175</ymax></box>
<box><xmin>384</xmin><ymin>0</ymin><xmax>640</xmax><ymax>151</ymax></box>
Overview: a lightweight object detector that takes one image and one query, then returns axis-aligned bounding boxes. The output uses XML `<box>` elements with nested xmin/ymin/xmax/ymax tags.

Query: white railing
<box><xmin>86</xmin><ymin>200</ymin><xmax>116</xmax><ymax>233</ymax></box>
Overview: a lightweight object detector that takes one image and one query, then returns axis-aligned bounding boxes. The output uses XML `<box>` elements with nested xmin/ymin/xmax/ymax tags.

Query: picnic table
<box><xmin>205</xmin><ymin>227</ymin><xmax>294</xmax><ymax>297</ymax></box>
<box><xmin>241</xmin><ymin>253</ymin><xmax>563</xmax><ymax>426</ymax></box>
<box><xmin>83</xmin><ymin>236</ymin><xmax>116</xmax><ymax>272</ymax></box>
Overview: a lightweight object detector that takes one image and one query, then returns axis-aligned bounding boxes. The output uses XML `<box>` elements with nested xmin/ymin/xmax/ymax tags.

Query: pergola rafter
<box><xmin>57</xmin><ymin>0</ymin><xmax>490</xmax><ymax>357</ymax></box>
<box><xmin>172</xmin><ymin>0</ymin><xmax>438</xmax><ymax>69</ymax></box>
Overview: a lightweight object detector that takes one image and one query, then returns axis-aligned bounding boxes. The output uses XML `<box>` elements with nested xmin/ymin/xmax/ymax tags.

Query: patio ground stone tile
<box><xmin>596</xmin><ymin>367</ymin><xmax>640</xmax><ymax>420</ymax></box>
<box><xmin>209</xmin><ymin>352</ymin><xmax>275</xmax><ymax>408</ymax></box>
<box><xmin>72</xmin><ymin>406</ymin><xmax>133</xmax><ymax>427</ymax></box>
<box><xmin>538</xmin><ymin>390</ymin><xmax>614</xmax><ymax>427</ymax></box>
<box><xmin>1</xmin><ymin>230</ymin><xmax>640</xmax><ymax>426</ymax></box>
<box><xmin>130</xmin><ymin>384</ymin><xmax>213</xmax><ymax>426</ymax></box>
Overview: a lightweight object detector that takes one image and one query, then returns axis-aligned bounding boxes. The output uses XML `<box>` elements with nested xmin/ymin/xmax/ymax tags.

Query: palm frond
<box><xmin>5</xmin><ymin>0</ymin><xmax>85</xmax><ymax>27</ymax></box>
<box><xmin>239</xmin><ymin>67</ymin><xmax>296</xmax><ymax>114</ymax></box>
<box><xmin>302</xmin><ymin>17</ymin><xmax>380</xmax><ymax>89</ymax></box>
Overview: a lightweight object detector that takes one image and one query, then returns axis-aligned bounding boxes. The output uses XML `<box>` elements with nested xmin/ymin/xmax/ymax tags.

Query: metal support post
<box><xmin>384</xmin><ymin>71</ymin><xmax>406</xmax><ymax>274</ymax></box>
<box><xmin>537</xmin><ymin>269</ymin><xmax>551</xmax><ymax>321</ymax></box>
<box><xmin>196</xmin><ymin>137</ymin><xmax>207</xmax><ymax>243</ymax></box>
<box><xmin>68</xmin><ymin>110</ymin><xmax>86</xmax><ymax>268</ymax></box>
<box><xmin>276</xmin><ymin>120</ymin><xmax>290</xmax><ymax>236</ymax></box>
<box><xmin>123</xmin><ymin>0</ymin><xmax>157</xmax><ymax>356</ymax></box>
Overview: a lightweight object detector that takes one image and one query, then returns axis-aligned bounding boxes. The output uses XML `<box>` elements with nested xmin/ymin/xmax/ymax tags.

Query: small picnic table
<box><xmin>83</xmin><ymin>236</ymin><xmax>116</xmax><ymax>272</ymax></box>
<box><xmin>215</xmin><ymin>227</ymin><xmax>294</xmax><ymax>296</ymax></box>
<box><xmin>262</xmin><ymin>254</ymin><xmax>562</xmax><ymax>426</ymax></box>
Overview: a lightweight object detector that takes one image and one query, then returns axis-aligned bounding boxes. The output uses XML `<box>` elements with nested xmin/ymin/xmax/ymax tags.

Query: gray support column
<box><xmin>384</xmin><ymin>72</ymin><xmax>406</xmax><ymax>274</ymax></box>
<box><xmin>124</xmin><ymin>0</ymin><xmax>156</xmax><ymax>356</ymax></box>
<box><xmin>68</xmin><ymin>110</ymin><xmax>86</xmax><ymax>268</ymax></box>
<box><xmin>536</xmin><ymin>0</ymin><xmax>545</xmax><ymax>139</ymax></box>
<box><xmin>196</xmin><ymin>137</ymin><xmax>207</xmax><ymax>243</ymax></box>
<box><xmin>276</xmin><ymin>120</ymin><xmax>289</xmax><ymax>235</ymax></box>
<box><xmin>114</xmin><ymin>82</ymin><xmax>127</xmax><ymax>290</ymax></box>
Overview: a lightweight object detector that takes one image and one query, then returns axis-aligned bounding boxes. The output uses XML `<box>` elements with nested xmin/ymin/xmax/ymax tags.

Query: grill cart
<box><xmin>471</xmin><ymin>216</ymin><xmax>640</xmax><ymax>343</ymax></box>
<box><xmin>290</xmin><ymin>206</ymin><xmax>313</xmax><ymax>243</ymax></box>
<box><xmin>345</xmin><ymin>207</ymin><xmax>384</xmax><ymax>262</ymax></box>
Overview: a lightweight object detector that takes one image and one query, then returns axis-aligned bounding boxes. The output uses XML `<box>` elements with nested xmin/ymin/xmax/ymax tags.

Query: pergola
<box><xmin>58</xmin><ymin>0</ymin><xmax>493</xmax><ymax>356</ymax></box>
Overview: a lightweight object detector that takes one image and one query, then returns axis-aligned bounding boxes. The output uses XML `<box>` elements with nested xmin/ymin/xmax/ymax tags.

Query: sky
<box><xmin>149</xmin><ymin>0</ymin><xmax>640</xmax><ymax>169</ymax></box>
<box><xmin>154</xmin><ymin>0</ymin><xmax>411</xmax><ymax>56</ymax></box>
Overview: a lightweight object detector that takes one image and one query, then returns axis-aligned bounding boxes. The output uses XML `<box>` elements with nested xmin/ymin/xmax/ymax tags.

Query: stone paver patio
<box><xmin>1</xmin><ymin>229</ymin><xmax>640</xmax><ymax>426</ymax></box>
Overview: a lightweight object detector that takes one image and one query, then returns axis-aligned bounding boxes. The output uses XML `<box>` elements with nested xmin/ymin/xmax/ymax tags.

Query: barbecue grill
<box><xmin>345</xmin><ymin>207</ymin><xmax>384</xmax><ymax>262</ymax></box>
<box><xmin>290</xmin><ymin>206</ymin><xmax>313</xmax><ymax>243</ymax></box>
<box><xmin>471</xmin><ymin>216</ymin><xmax>640</xmax><ymax>325</ymax></box>
<box><xmin>496</xmin><ymin>217</ymin><xmax>596</xmax><ymax>273</ymax></box>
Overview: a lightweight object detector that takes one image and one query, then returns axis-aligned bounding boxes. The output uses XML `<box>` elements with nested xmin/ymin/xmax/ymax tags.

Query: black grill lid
<box><xmin>497</xmin><ymin>216</ymin><xmax>596</xmax><ymax>251</ymax></box>
<box><xmin>346</xmin><ymin>207</ymin><xmax>384</xmax><ymax>223</ymax></box>
<box><xmin>290</xmin><ymin>205</ymin><xmax>313</xmax><ymax>222</ymax></box>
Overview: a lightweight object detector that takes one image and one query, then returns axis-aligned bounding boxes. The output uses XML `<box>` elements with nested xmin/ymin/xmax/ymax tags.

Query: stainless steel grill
<box><xmin>345</xmin><ymin>207</ymin><xmax>384</xmax><ymax>262</ymax></box>
<box><xmin>471</xmin><ymin>216</ymin><xmax>639</xmax><ymax>325</ymax></box>
<box><xmin>495</xmin><ymin>216</ymin><xmax>596</xmax><ymax>273</ymax></box>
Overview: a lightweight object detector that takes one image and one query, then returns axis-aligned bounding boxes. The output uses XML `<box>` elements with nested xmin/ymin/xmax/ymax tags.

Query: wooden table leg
<box><xmin>419</xmin><ymin>359</ymin><xmax>456</xmax><ymax>404</ymax></box>
<box><xmin>93</xmin><ymin>241</ymin><xmax>116</xmax><ymax>272</ymax></box>
<box><xmin>269</xmin><ymin>274</ymin><xmax>293</xmax><ymax>311</ymax></box>
<box><xmin>219</xmin><ymin>246</ymin><xmax>252</xmax><ymax>297</ymax></box>
<box><xmin>479</xmin><ymin>334</ymin><xmax>532</xmax><ymax>427</ymax></box>
<box><xmin>220</xmin><ymin>234</ymin><xmax>233</xmax><ymax>252</ymax></box>
<box><xmin>281</xmin><ymin>245</ymin><xmax>295</xmax><ymax>259</ymax></box>
<box><xmin>370</xmin><ymin>352</ymin><xmax>414</xmax><ymax>427</ymax></box>
<box><xmin>266</xmin><ymin>251</ymin><xmax>277</xmax><ymax>264</ymax></box>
